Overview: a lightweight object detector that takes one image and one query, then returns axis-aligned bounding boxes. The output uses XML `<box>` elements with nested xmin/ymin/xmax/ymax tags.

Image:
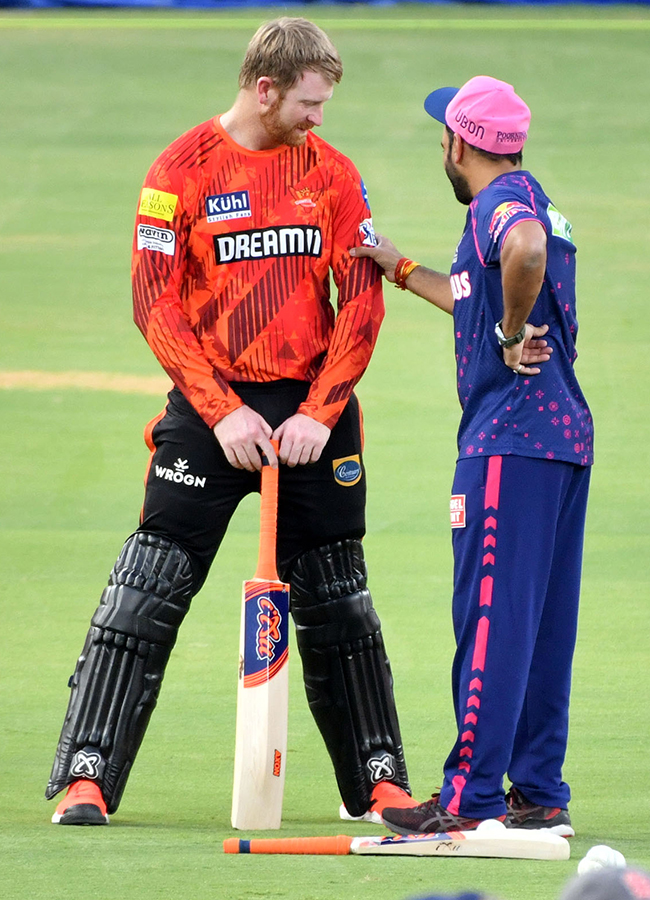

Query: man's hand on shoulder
<box><xmin>213</xmin><ymin>406</ymin><xmax>277</xmax><ymax>472</ymax></box>
<box><xmin>273</xmin><ymin>414</ymin><xmax>331</xmax><ymax>468</ymax></box>
<box><xmin>350</xmin><ymin>233</ymin><xmax>402</xmax><ymax>283</ymax></box>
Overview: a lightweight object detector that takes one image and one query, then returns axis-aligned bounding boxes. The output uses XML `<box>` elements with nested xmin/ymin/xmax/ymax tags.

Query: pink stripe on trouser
<box><xmin>447</xmin><ymin>456</ymin><xmax>502</xmax><ymax>816</ymax></box>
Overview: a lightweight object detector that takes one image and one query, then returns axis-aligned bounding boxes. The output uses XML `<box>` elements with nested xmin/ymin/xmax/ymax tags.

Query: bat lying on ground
<box><xmin>231</xmin><ymin>442</ymin><xmax>289</xmax><ymax>831</ymax></box>
<box><xmin>224</xmin><ymin>827</ymin><xmax>570</xmax><ymax>860</ymax></box>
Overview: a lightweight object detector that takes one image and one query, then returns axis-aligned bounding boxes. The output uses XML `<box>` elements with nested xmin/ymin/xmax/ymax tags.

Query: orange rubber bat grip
<box><xmin>254</xmin><ymin>439</ymin><xmax>280</xmax><ymax>582</ymax></box>
<box><xmin>223</xmin><ymin>836</ymin><xmax>352</xmax><ymax>855</ymax></box>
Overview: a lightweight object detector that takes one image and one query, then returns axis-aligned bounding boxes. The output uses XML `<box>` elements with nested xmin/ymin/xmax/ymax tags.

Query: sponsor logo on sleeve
<box><xmin>547</xmin><ymin>203</ymin><xmax>574</xmax><ymax>244</ymax></box>
<box><xmin>213</xmin><ymin>226</ymin><xmax>322</xmax><ymax>264</ymax></box>
<box><xmin>450</xmin><ymin>494</ymin><xmax>466</xmax><ymax>528</ymax></box>
<box><xmin>488</xmin><ymin>201</ymin><xmax>534</xmax><ymax>243</ymax></box>
<box><xmin>332</xmin><ymin>455</ymin><xmax>363</xmax><ymax>487</ymax></box>
<box><xmin>138</xmin><ymin>188</ymin><xmax>178</xmax><ymax>221</ymax></box>
<box><xmin>137</xmin><ymin>224</ymin><xmax>176</xmax><ymax>256</ymax></box>
<box><xmin>359</xmin><ymin>217</ymin><xmax>377</xmax><ymax>247</ymax></box>
<box><xmin>205</xmin><ymin>190</ymin><xmax>252</xmax><ymax>223</ymax></box>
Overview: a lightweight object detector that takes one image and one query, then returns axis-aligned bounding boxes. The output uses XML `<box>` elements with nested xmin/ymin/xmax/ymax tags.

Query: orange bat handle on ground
<box><xmin>223</xmin><ymin>836</ymin><xmax>353</xmax><ymax>855</ymax></box>
<box><xmin>255</xmin><ymin>440</ymin><xmax>280</xmax><ymax>581</ymax></box>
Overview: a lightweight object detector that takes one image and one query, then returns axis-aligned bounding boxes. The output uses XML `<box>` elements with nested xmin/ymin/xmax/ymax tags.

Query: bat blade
<box><xmin>231</xmin><ymin>577</ymin><xmax>289</xmax><ymax>830</ymax></box>
<box><xmin>350</xmin><ymin>829</ymin><xmax>570</xmax><ymax>860</ymax></box>
<box><xmin>224</xmin><ymin>829</ymin><xmax>570</xmax><ymax>860</ymax></box>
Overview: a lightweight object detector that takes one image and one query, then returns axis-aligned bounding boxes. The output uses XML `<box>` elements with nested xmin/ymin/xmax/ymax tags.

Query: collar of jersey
<box><xmin>214</xmin><ymin>115</ymin><xmax>299</xmax><ymax>157</ymax></box>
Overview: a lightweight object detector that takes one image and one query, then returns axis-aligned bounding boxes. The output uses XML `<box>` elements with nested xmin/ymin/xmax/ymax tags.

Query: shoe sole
<box><xmin>52</xmin><ymin>803</ymin><xmax>109</xmax><ymax>826</ymax></box>
<box><xmin>339</xmin><ymin>804</ymin><xmax>382</xmax><ymax>825</ymax></box>
<box><xmin>508</xmin><ymin>821</ymin><xmax>575</xmax><ymax>837</ymax></box>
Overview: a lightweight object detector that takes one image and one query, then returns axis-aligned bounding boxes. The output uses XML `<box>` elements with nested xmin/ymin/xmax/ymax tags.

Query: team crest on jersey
<box><xmin>488</xmin><ymin>201</ymin><xmax>534</xmax><ymax>243</ymax></box>
<box><xmin>333</xmin><ymin>455</ymin><xmax>363</xmax><ymax>487</ymax></box>
<box><xmin>289</xmin><ymin>186</ymin><xmax>322</xmax><ymax>209</ymax></box>
<box><xmin>205</xmin><ymin>190</ymin><xmax>252</xmax><ymax>223</ymax></box>
<box><xmin>359</xmin><ymin>217</ymin><xmax>377</xmax><ymax>247</ymax></box>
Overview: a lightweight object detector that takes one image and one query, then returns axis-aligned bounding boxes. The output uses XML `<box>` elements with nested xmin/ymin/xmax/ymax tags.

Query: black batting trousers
<box><xmin>139</xmin><ymin>381</ymin><xmax>367</xmax><ymax>593</ymax></box>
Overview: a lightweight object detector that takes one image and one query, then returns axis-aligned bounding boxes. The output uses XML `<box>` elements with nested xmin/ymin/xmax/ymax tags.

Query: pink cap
<box><xmin>425</xmin><ymin>76</ymin><xmax>530</xmax><ymax>154</ymax></box>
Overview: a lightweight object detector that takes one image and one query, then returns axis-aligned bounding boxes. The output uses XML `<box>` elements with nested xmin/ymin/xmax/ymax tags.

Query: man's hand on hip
<box><xmin>273</xmin><ymin>414</ymin><xmax>331</xmax><ymax>467</ymax></box>
<box><xmin>503</xmin><ymin>323</ymin><xmax>553</xmax><ymax>376</ymax></box>
<box><xmin>213</xmin><ymin>406</ymin><xmax>277</xmax><ymax>472</ymax></box>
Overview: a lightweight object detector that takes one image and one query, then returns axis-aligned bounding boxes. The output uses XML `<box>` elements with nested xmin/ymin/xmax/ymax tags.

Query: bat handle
<box><xmin>255</xmin><ymin>439</ymin><xmax>280</xmax><ymax>581</ymax></box>
<box><xmin>223</xmin><ymin>836</ymin><xmax>352</xmax><ymax>855</ymax></box>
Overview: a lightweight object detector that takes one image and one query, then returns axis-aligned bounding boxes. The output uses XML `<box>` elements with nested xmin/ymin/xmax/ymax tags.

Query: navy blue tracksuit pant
<box><xmin>439</xmin><ymin>455</ymin><xmax>591</xmax><ymax>819</ymax></box>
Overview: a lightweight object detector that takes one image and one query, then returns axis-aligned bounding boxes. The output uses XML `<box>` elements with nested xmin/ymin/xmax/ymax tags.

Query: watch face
<box><xmin>495</xmin><ymin>322</ymin><xmax>524</xmax><ymax>346</ymax></box>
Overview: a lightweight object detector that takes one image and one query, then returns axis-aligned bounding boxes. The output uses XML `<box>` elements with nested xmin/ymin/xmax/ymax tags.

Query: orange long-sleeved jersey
<box><xmin>132</xmin><ymin>116</ymin><xmax>384</xmax><ymax>430</ymax></box>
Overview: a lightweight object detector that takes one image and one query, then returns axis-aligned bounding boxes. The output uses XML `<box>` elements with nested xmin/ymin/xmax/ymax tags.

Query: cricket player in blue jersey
<box><xmin>353</xmin><ymin>76</ymin><xmax>593</xmax><ymax>836</ymax></box>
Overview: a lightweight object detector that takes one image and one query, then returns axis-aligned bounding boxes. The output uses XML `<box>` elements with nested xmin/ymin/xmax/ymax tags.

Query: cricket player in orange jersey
<box><xmin>46</xmin><ymin>17</ymin><xmax>415</xmax><ymax>826</ymax></box>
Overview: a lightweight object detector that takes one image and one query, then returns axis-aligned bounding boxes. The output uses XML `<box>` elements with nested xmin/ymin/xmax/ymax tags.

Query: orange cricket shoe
<box><xmin>51</xmin><ymin>780</ymin><xmax>109</xmax><ymax>826</ymax></box>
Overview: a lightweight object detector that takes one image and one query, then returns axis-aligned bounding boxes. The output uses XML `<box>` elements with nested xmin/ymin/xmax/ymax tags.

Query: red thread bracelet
<box><xmin>394</xmin><ymin>257</ymin><xmax>421</xmax><ymax>290</ymax></box>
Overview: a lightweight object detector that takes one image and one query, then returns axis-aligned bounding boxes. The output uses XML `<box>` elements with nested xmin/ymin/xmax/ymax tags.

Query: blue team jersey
<box><xmin>451</xmin><ymin>170</ymin><xmax>593</xmax><ymax>466</ymax></box>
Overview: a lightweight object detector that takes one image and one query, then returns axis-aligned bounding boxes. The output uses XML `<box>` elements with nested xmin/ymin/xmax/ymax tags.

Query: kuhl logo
<box><xmin>70</xmin><ymin>749</ymin><xmax>103</xmax><ymax>780</ymax></box>
<box><xmin>154</xmin><ymin>458</ymin><xmax>206</xmax><ymax>489</ymax></box>
<box><xmin>367</xmin><ymin>754</ymin><xmax>396</xmax><ymax>784</ymax></box>
<box><xmin>256</xmin><ymin>596</ymin><xmax>283</xmax><ymax>662</ymax></box>
<box><xmin>205</xmin><ymin>190</ymin><xmax>252</xmax><ymax>223</ymax></box>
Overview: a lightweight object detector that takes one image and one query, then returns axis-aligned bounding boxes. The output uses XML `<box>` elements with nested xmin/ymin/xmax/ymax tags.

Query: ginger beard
<box><xmin>261</xmin><ymin>94</ymin><xmax>312</xmax><ymax>147</ymax></box>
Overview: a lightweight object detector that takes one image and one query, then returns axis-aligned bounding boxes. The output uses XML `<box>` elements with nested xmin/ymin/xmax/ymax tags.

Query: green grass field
<box><xmin>1</xmin><ymin>5</ymin><xmax>649</xmax><ymax>899</ymax></box>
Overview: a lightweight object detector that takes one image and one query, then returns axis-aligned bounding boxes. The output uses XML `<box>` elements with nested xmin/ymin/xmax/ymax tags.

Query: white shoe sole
<box><xmin>338</xmin><ymin>803</ymin><xmax>382</xmax><ymax>825</ymax></box>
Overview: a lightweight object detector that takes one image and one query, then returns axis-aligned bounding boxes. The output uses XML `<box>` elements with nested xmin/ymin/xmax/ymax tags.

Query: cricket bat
<box><xmin>224</xmin><ymin>829</ymin><xmax>570</xmax><ymax>861</ymax></box>
<box><xmin>231</xmin><ymin>441</ymin><xmax>289</xmax><ymax>830</ymax></box>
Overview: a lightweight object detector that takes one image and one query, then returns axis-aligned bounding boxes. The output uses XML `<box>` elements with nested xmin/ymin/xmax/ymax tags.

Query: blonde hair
<box><xmin>239</xmin><ymin>17</ymin><xmax>343</xmax><ymax>93</ymax></box>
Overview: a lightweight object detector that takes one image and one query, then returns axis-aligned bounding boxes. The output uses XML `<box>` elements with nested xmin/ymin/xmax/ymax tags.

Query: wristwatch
<box><xmin>495</xmin><ymin>320</ymin><xmax>526</xmax><ymax>348</ymax></box>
